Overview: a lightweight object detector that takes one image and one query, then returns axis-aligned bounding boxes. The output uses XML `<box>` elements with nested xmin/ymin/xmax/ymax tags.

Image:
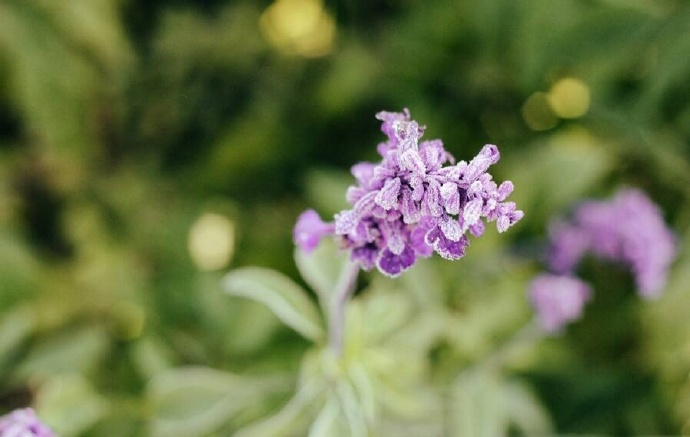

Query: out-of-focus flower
<box><xmin>0</xmin><ymin>408</ymin><xmax>56</xmax><ymax>437</ymax></box>
<box><xmin>549</xmin><ymin>188</ymin><xmax>676</xmax><ymax>298</ymax></box>
<box><xmin>293</xmin><ymin>209</ymin><xmax>336</xmax><ymax>253</ymax></box>
<box><xmin>294</xmin><ymin>109</ymin><xmax>523</xmax><ymax>277</ymax></box>
<box><xmin>529</xmin><ymin>274</ymin><xmax>592</xmax><ymax>333</ymax></box>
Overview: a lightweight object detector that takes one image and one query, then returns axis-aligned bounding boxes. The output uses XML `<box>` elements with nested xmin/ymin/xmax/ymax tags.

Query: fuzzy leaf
<box><xmin>503</xmin><ymin>379</ymin><xmax>553</xmax><ymax>436</ymax></box>
<box><xmin>222</xmin><ymin>267</ymin><xmax>325</xmax><ymax>341</ymax></box>
<box><xmin>294</xmin><ymin>238</ymin><xmax>347</xmax><ymax>308</ymax></box>
<box><xmin>308</xmin><ymin>397</ymin><xmax>349</xmax><ymax>437</ymax></box>
<box><xmin>37</xmin><ymin>373</ymin><xmax>109</xmax><ymax>437</ymax></box>
<box><xmin>449</xmin><ymin>369</ymin><xmax>505</xmax><ymax>437</ymax></box>
<box><xmin>148</xmin><ymin>367</ymin><xmax>285</xmax><ymax>437</ymax></box>
<box><xmin>234</xmin><ymin>379</ymin><xmax>323</xmax><ymax>437</ymax></box>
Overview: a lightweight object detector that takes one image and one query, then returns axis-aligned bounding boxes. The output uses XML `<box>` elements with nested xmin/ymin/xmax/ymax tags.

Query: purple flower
<box><xmin>294</xmin><ymin>109</ymin><xmax>523</xmax><ymax>277</ymax></box>
<box><xmin>548</xmin><ymin>188</ymin><xmax>675</xmax><ymax>298</ymax></box>
<box><xmin>0</xmin><ymin>408</ymin><xmax>56</xmax><ymax>437</ymax></box>
<box><xmin>529</xmin><ymin>274</ymin><xmax>592</xmax><ymax>333</ymax></box>
<box><xmin>293</xmin><ymin>209</ymin><xmax>336</xmax><ymax>254</ymax></box>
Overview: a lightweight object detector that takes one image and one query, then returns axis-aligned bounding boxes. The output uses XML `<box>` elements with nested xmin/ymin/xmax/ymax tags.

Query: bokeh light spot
<box><xmin>259</xmin><ymin>0</ymin><xmax>336</xmax><ymax>58</ymax></box>
<box><xmin>547</xmin><ymin>77</ymin><xmax>590</xmax><ymax>119</ymax></box>
<box><xmin>188</xmin><ymin>213</ymin><xmax>235</xmax><ymax>271</ymax></box>
<box><xmin>522</xmin><ymin>92</ymin><xmax>558</xmax><ymax>131</ymax></box>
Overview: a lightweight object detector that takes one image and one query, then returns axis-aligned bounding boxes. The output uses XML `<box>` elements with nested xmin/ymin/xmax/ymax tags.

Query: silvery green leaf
<box><xmin>294</xmin><ymin>238</ymin><xmax>346</xmax><ymax>307</ymax></box>
<box><xmin>308</xmin><ymin>397</ymin><xmax>349</xmax><ymax>437</ymax></box>
<box><xmin>234</xmin><ymin>378</ymin><xmax>323</xmax><ymax>437</ymax></box>
<box><xmin>222</xmin><ymin>267</ymin><xmax>325</xmax><ymax>342</ymax></box>
<box><xmin>336</xmin><ymin>380</ymin><xmax>368</xmax><ymax>437</ymax></box>
<box><xmin>503</xmin><ymin>379</ymin><xmax>553</xmax><ymax>436</ymax></box>
<box><xmin>0</xmin><ymin>305</ymin><xmax>35</xmax><ymax>370</ymax></box>
<box><xmin>449</xmin><ymin>369</ymin><xmax>506</xmax><ymax>437</ymax></box>
<box><xmin>347</xmin><ymin>362</ymin><xmax>377</xmax><ymax>422</ymax></box>
<box><xmin>148</xmin><ymin>366</ymin><xmax>286</xmax><ymax>437</ymax></box>
<box><xmin>397</xmin><ymin>259</ymin><xmax>444</xmax><ymax>308</ymax></box>
<box><xmin>36</xmin><ymin>373</ymin><xmax>109</xmax><ymax>437</ymax></box>
<box><xmin>359</xmin><ymin>288</ymin><xmax>414</xmax><ymax>346</ymax></box>
<box><xmin>16</xmin><ymin>326</ymin><xmax>110</xmax><ymax>379</ymax></box>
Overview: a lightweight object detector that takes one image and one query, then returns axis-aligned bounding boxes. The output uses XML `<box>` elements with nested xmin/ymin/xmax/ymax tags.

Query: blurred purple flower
<box><xmin>294</xmin><ymin>109</ymin><xmax>523</xmax><ymax>277</ymax></box>
<box><xmin>529</xmin><ymin>274</ymin><xmax>592</xmax><ymax>333</ymax></box>
<box><xmin>293</xmin><ymin>209</ymin><xmax>336</xmax><ymax>253</ymax></box>
<box><xmin>549</xmin><ymin>188</ymin><xmax>675</xmax><ymax>298</ymax></box>
<box><xmin>0</xmin><ymin>408</ymin><xmax>55</xmax><ymax>437</ymax></box>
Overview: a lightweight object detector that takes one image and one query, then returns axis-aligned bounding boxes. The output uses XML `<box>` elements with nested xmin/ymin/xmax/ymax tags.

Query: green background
<box><xmin>1</xmin><ymin>0</ymin><xmax>690</xmax><ymax>435</ymax></box>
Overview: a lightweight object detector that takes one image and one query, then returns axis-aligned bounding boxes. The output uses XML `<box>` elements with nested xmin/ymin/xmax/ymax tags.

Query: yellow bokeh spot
<box><xmin>522</xmin><ymin>92</ymin><xmax>558</xmax><ymax>131</ymax></box>
<box><xmin>259</xmin><ymin>0</ymin><xmax>336</xmax><ymax>58</ymax></box>
<box><xmin>188</xmin><ymin>213</ymin><xmax>235</xmax><ymax>271</ymax></box>
<box><xmin>547</xmin><ymin>77</ymin><xmax>590</xmax><ymax>119</ymax></box>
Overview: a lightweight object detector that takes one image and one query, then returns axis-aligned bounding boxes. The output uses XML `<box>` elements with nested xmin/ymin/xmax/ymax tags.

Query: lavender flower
<box><xmin>549</xmin><ymin>188</ymin><xmax>675</xmax><ymax>298</ymax></box>
<box><xmin>0</xmin><ymin>408</ymin><xmax>55</xmax><ymax>437</ymax></box>
<box><xmin>529</xmin><ymin>274</ymin><xmax>592</xmax><ymax>333</ymax></box>
<box><xmin>293</xmin><ymin>209</ymin><xmax>336</xmax><ymax>253</ymax></box>
<box><xmin>294</xmin><ymin>109</ymin><xmax>523</xmax><ymax>277</ymax></box>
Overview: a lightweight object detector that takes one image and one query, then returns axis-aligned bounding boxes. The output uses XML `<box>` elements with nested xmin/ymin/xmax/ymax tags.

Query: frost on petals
<box><xmin>293</xmin><ymin>109</ymin><xmax>523</xmax><ymax>277</ymax></box>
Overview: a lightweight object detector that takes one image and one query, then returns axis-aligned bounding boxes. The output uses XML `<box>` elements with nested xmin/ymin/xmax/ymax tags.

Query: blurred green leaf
<box><xmin>294</xmin><ymin>238</ymin><xmax>346</xmax><ymax>308</ymax></box>
<box><xmin>302</xmin><ymin>169</ymin><xmax>352</xmax><ymax>218</ymax></box>
<box><xmin>359</xmin><ymin>288</ymin><xmax>414</xmax><ymax>347</ymax></box>
<box><xmin>314</xmin><ymin>45</ymin><xmax>380</xmax><ymax>116</ymax></box>
<box><xmin>503</xmin><ymin>379</ymin><xmax>554</xmax><ymax>436</ymax></box>
<box><xmin>37</xmin><ymin>373</ymin><xmax>109</xmax><ymax>437</ymax></box>
<box><xmin>450</xmin><ymin>369</ymin><xmax>553</xmax><ymax>436</ymax></box>
<box><xmin>0</xmin><ymin>231</ymin><xmax>41</xmax><ymax>305</ymax></box>
<box><xmin>506</xmin><ymin>129</ymin><xmax>614</xmax><ymax>223</ymax></box>
<box><xmin>148</xmin><ymin>366</ymin><xmax>287</xmax><ymax>437</ymax></box>
<box><xmin>16</xmin><ymin>325</ymin><xmax>110</xmax><ymax>381</ymax></box>
<box><xmin>234</xmin><ymin>378</ymin><xmax>323</xmax><ymax>437</ymax></box>
<box><xmin>222</xmin><ymin>267</ymin><xmax>325</xmax><ymax>342</ymax></box>
<box><xmin>449</xmin><ymin>369</ymin><xmax>505</xmax><ymax>437</ymax></box>
<box><xmin>33</xmin><ymin>0</ymin><xmax>134</xmax><ymax>72</ymax></box>
<box><xmin>396</xmin><ymin>259</ymin><xmax>445</xmax><ymax>309</ymax></box>
<box><xmin>130</xmin><ymin>335</ymin><xmax>177</xmax><ymax>379</ymax></box>
<box><xmin>308</xmin><ymin>397</ymin><xmax>349</xmax><ymax>437</ymax></box>
<box><xmin>335</xmin><ymin>380</ymin><xmax>367</xmax><ymax>437</ymax></box>
<box><xmin>636</xmin><ymin>8</ymin><xmax>690</xmax><ymax>118</ymax></box>
<box><xmin>0</xmin><ymin>0</ymin><xmax>129</xmax><ymax>160</ymax></box>
<box><xmin>0</xmin><ymin>305</ymin><xmax>35</xmax><ymax>372</ymax></box>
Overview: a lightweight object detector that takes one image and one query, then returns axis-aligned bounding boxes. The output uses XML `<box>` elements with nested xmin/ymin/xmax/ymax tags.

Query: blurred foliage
<box><xmin>1</xmin><ymin>0</ymin><xmax>690</xmax><ymax>435</ymax></box>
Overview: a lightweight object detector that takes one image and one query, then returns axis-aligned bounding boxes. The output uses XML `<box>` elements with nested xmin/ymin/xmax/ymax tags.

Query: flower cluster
<box><xmin>529</xmin><ymin>188</ymin><xmax>675</xmax><ymax>332</ymax></box>
<box><xmin>548</xmin><ymin>188</ymin><xmax>675</xmax><ymax>298</ymax></box>
<box><xmin>294</xmin><ymin>109</ymin><xmax>523</xmax><ymax>277</ymax></box>
<box><xmin>0</xmin><ymin>408</ymin><xmax>55</xmax><ymax>437</ymax></box>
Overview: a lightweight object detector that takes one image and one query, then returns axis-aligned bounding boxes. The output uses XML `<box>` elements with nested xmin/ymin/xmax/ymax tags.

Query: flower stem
<box><xmin>328</xmin><ymin>260</ymin><xmax>360</xmax><ymax>356</ymax></box>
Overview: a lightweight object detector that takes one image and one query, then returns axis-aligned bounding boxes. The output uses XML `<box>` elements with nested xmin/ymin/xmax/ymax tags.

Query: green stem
<box><xmin>328</xmin><ymin>261</ymin><xmax>360</xmax><ymax>356</ymax></box>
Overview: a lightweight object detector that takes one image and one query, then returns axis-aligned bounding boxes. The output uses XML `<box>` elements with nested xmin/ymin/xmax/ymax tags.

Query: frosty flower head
<box><xmin>0</xmin><ymin>408</ymin><xmax>55</xmax><ymax>437</ymax></box>
<box><xmin>293</xmin><ymin>109</ymin><xmax>523</xmax><ymax>277</ymax></box>
<box><xmin>548</xmin><ymin>188</ymin><xmax>675</xmax><ymax>298</ymax></box>
<box><xmin>529</xmin><ymin>274</ymin><xmax>592</xmax><ymax>333</ymax></box>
